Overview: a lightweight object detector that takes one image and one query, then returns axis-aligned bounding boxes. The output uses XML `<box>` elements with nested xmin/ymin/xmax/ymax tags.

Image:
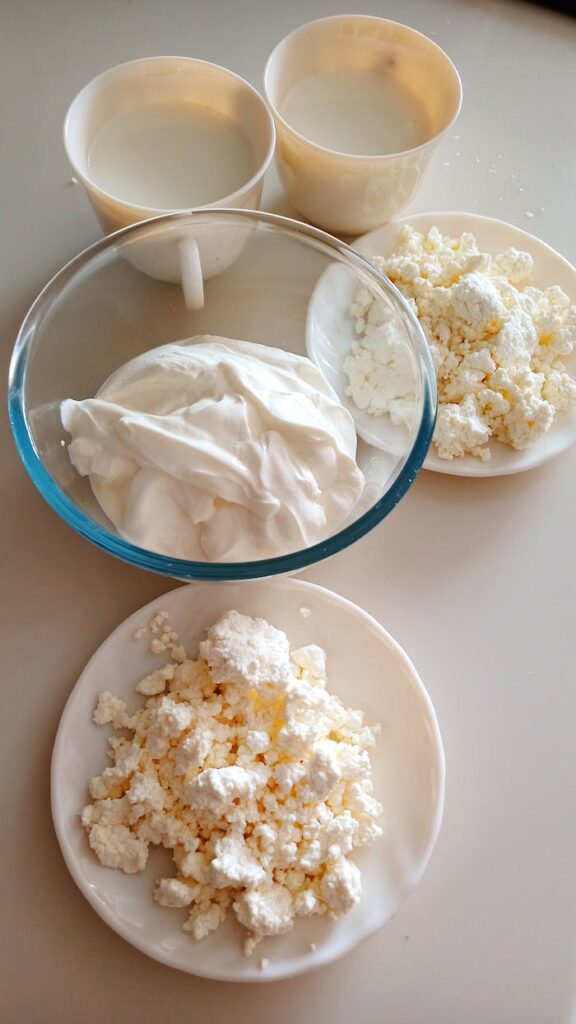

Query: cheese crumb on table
<box><xmin>82</xmin><ymin>610</ymin><xmax>383</xmax><ymax>955</ymax></box>
<box><xmin>345</xmin><ymin>225</ymin><xmax>576</xmax><ymax>461</ymax></box>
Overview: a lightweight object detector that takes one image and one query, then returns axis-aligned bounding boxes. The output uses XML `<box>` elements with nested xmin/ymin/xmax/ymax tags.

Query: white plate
<box><xmin>354</xmin><ymin>212</ymin><xmax>576</xmax><ymax>476</ymax></box>
<box><xmin>308</xmin><ymin>211</ymin><xmax>576</xmax><ymax>477</ymax></box>
<box><xmin>51</xmin><ymin>578</ymin><xmax>444</xmax><ymax>983</ymax></box>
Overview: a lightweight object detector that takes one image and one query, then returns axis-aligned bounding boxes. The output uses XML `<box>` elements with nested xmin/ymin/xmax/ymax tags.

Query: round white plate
<box><xmin>308</xmin><ymin>211</ymin><xmax>576</xmax><ymax>477</ymax></box>
<box><xmin>52</xmin><ymin>578</ymin><xmax>444</xmax><ymax>983</ymax></box>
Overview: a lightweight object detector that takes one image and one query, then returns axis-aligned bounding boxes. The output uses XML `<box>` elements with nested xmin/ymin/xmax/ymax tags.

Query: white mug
<box><xmin>64</xmin><ymin>56</ymin><xmax>276</xmax><ymax>305</ymax></box>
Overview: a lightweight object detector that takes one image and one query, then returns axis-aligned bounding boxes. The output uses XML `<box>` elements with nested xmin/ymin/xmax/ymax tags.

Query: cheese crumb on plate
<box><xmin>51</xmin><ymin>579</ymin><xmax>444</xmax><ymax>981</ymax></box>
<box><xmin>83</xmin><ymin>609</ymin><xmax>383</xmax><ymax>955</ymax></box>
<box><xmin>307</xmin><ymin>212</ymin><xmax>576</xmax><ymax>476</ymax></box>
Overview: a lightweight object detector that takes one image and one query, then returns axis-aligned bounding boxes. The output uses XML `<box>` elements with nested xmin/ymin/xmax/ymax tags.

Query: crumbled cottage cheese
<box><xmin>346</xmin><ymin>226</ymin><xmax>576</xmax><ymax>460</ymax></box>
<box><xmin>82</xmin><ymin>611</ymin><xmax>383</xmax><ymax>954</ymax></box>
<box><xmin>343</xmin><ymin>308</ymin><xmax>417</xmax><ymax>431</ymax></box>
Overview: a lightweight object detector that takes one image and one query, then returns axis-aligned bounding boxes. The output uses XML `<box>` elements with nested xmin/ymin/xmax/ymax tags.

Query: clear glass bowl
<box><xmin>8</xmin><ymin>210</ymin><xmax>436</xmax><ymax>581</ymax></box>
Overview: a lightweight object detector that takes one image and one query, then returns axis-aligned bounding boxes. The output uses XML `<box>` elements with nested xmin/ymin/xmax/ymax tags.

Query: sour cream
<box><xmin>61</xmin><ymin>336</ymin><xmax>364</xmax><ymax>561</ymax></box>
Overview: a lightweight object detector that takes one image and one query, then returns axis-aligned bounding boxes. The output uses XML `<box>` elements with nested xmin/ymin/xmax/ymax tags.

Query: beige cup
<box><xmin>264</xmin><ymin>16</ymin><xmax>462</xmax><ymax>236</ymax></box>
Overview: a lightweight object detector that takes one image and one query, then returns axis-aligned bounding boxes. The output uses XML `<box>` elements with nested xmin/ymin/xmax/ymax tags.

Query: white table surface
<box><xmin>2</xmin><ymin>1</ymin><xmax>575</xmax><ymax>1022</ymax></box>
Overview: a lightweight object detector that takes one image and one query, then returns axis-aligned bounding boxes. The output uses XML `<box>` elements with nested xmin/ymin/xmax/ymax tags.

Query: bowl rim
<box><xmin>7</xmin><ymin>208</ymin><xmax>436</xmax><ymax>581</ymax></box>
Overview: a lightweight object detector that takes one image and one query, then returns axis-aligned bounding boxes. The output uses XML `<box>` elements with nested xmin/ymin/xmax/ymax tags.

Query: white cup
<box><xmin>264</xmin><ymin>16</ymin><xmax>462</xmax><ymax>236</ymax></box>
<box><xmin>64</xmin><ymin>57</ymin><xmax>276</xmax><ymax>305</ymax></box>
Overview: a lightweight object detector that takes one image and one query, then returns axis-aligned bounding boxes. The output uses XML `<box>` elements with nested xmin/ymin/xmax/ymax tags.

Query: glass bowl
<box><xmin>8</xmin><ymin>210</ymin><xmax>436</xmax><ymax>581</ymax></box>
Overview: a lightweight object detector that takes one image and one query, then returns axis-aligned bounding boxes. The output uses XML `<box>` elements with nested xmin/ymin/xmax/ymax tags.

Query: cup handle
<box><xmin>179</xmin><ymin>238</ymin><xmax>204</xmax><ymax>310</ymax></box>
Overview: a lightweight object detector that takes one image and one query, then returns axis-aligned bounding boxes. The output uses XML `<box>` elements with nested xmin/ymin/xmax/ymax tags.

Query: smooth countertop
<box><xmin>1</xmin><ymin>1</ymin><xmax>575</xmax><ymax>1022</ymax></box>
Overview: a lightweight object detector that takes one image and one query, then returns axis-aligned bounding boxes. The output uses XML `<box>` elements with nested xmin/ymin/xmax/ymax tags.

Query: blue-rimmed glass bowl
<box><xmin>8</xmin><ymin>210</ymin><xmax>435</xmax><ymax>581</ymax></box>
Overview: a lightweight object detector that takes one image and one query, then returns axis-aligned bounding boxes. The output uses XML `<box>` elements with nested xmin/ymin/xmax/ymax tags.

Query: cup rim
<box><xmin>63</xmin><ymin>55</ymin><xmax>277</xmax><ymax>215</ymax></box>
<box><xmin>8</xmin><ymin>208</ymin><xmax>437</xmax><ymax>582</ymax></box>
<box><xmin>263</xmin><ymin>14</ymin><xmax>463</xmax><ymax>162</ymax></box>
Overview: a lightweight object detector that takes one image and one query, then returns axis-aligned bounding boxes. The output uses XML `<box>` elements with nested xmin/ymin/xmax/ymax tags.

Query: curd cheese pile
<box><xmin>82</xmin><ymin>610</ymin><xmax>383</xmax><ymax>955</ymax></box>
<box><xmin>345</xmin><ymin>226</ymin><xmax>576</xmax><ymax>460</ymax></box>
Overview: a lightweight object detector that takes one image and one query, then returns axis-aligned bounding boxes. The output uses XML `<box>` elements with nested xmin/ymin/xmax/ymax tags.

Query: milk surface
<box><xmin>282</xmin><ymin>69</ymin><xmax>430</xmax><ymax>156</ymax></box>
<box><xmin>88</xmin><ymin>105</ymin><xmax>255</xmax><ymax>208</ymax></box>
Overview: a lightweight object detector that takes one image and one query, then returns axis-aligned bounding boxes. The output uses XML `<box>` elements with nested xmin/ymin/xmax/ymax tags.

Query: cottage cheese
<box><xmin>343</xmin><ymin>317</ymin><xmax>417</xmax><ymax>430</ymax></box>
<box><xmin>82</xmin><ymin>610</ymin><xmax>383</xmax><ymax>954</ymax></box>
<box><xmin>346</xmin><ymin>226</ymin><xmax>576</xmax><ymax>460</ymax></box>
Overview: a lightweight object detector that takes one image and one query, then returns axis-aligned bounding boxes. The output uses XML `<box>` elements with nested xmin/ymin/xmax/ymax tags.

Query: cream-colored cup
<box><xmin>64</xmin><ymin>57</ymin><xmax>275</xmax><ymax>305</ymax></box>
<box><xmin>65</xmin><ymin>56</ymin><xmax>275</xmax><ymax>234</ymax></box>
<box><xmin>264</xmin><ymin>16</ymin><xmax>462</xmax><ymax>236</ymax></box>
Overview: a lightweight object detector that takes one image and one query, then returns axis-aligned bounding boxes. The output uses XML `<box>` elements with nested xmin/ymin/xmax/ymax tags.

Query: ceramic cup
<box><xmin>264</xmin><ymin>16</ymin><xmax>462</xmax><ymax>236</ymax></box>
<box><xmin>64</xmin><ymin>57</ymin><xmax>276</xmax><ymax>305</ymax></box>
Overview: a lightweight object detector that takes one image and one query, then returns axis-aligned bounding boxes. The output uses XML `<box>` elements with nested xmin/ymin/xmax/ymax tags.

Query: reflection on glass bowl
<box><xmin>8</xmin><ymin>210</ymin><xmax>436</xmax><ymax>581</ymax></box>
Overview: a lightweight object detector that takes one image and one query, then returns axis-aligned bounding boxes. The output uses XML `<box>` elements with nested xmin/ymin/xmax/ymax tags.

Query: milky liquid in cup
<box><xmin>87</xmin><ymin>106</ymin><xmax>255</xmax><ymax>208</ymax></box>
<box><xmin>281</xmin><ymin>69</ymin><xmax>430</xmax><ymax>156</ymax></box>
